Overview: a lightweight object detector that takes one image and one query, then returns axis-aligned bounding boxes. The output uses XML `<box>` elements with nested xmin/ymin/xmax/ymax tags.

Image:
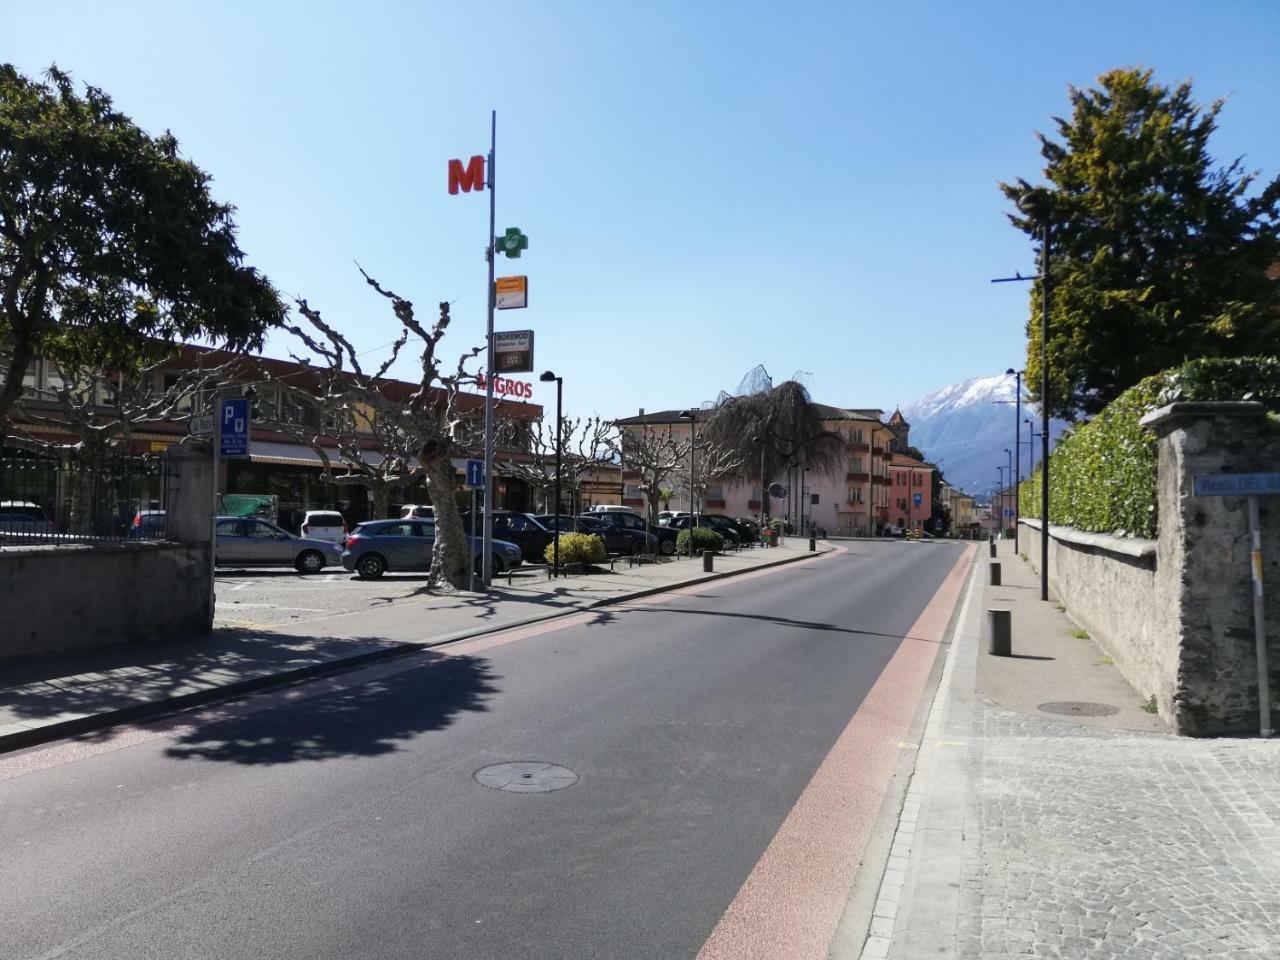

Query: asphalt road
<box><xmin>2</xmin><ymin>540</ymin><xmax>968</xmax><ymax>960</ymax></box>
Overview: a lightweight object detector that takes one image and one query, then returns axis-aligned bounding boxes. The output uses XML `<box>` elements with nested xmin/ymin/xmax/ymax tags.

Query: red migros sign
<box><xmin>477</xmin><ymin>372</ymin><xmax>533</xmax><ymax>400</ymax></box>
<box><xmin>448</xmin><ymin>155</ymin><xmax>486</xmax><ymax>194</ymax></box>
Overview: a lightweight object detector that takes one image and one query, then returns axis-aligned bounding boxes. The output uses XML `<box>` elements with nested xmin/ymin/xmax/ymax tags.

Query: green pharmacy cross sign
<box><xmin>496</xmin><ymin>227</ymin><xmax>529</xmax><ymax>259</ymax></box>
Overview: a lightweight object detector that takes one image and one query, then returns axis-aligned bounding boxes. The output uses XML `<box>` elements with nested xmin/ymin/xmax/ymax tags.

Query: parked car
<box><xmin>585</xmin><ymin>510</ymin><xmax>679</xmax><ymax>555</ymax></box>
<box><xmin>0</xmin><ymin>500</ymin><xmax>54</xmax><ymax>537</ymax></box>
<box><xmin>214</xmin><ymin>516</ymin><xmax>343</xmax><ymax>573</ymax></box>
<box><xmin>657</xmin><ymin>510</ymin><xmax>689</xmax><ymax>527</ymax></box>
<box><xmin>299</xmin><ymin>510</ymin><xmax>347</xmax><ymax>544</ymax></box>
<box><xmin>883</xmin><ymin>524</ymin><xmax>904</xmax><ymax>537</ymax></box>
<box><xmin>400</xmin><ymin>504</ymin><xmax>434</xmax><ymax>520</ymax></box>
<box><xmin>341</xmin><ymin>518</ymin><xmax>522</xmax><ymax>579</ymax></box>
<box><xmin>459</xmin><ymin>510</ymin><xmax>554</xmax><ymax>564</ymax></box>
<box><xmin>718</xmin><ymin>516</ymin><xmax>760</xmax><ymax>543</ymax></box>
<box><xmin>534</xmin><ymin>513</ymin><xmax>657</xmax><ymax>556</ymax></box>
<box><xmin>588</xmin><ymin>505</ymin><xmax>640</xmax><ymax>516</ymax></box>
<box><xmin>666</xmin><ymin>514</ymin><xmax>742</xmax><ymax>545</ymax></box>
<box><xmin>129</xmin><ymin>509</ymin><xmax>168</xmax><ymax>540</ymax></box>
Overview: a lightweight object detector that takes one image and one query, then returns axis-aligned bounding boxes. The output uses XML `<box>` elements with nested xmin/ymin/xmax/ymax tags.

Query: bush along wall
<box><xmin>1019</xmin><ymin>357</ymin><xmax>1280</xmax><ymax>539</ymax></box>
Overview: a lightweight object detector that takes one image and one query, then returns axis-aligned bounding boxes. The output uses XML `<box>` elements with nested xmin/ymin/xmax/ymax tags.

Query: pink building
<box><xmin>888</xmin><ymin>452</ymin><xmax>934</xmax><ymax>533</ymax></box>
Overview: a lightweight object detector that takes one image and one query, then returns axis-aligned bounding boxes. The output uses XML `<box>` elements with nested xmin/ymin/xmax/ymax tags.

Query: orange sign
<box><xmin>495</xmin><ymin>275</ymin><xmax>527</xmax><ymax>309</ymax></box>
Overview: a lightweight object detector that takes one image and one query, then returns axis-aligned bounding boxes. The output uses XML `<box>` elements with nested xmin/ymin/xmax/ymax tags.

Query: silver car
<box><xmin>215</xmin><ymin>516</ymin><xmax>342</xmax><ymax>573</ymax></box>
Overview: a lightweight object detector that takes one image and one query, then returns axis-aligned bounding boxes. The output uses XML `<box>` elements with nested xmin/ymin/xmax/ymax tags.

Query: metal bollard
<box><xmin>989</xmin><ymin>540</ymin><xmax>997</xmax><ymax>558</ymax></box>
<box><xmin>809</xmin><ymin>535</ymin><xmax>816</xmax><ymax>551</ymax></box>
<box><xmin>989</xmin><ymin>560</ymin><xmax>1001</xmax><ymax>586</ymax></box>
<box><xmin>988</xmin><ymin>608</ymin><xmax>1012</xmax><ymax>656</ymax></box>
<box><xmin>703</xmin><ymin>549</ymin><xmax>714</xmax><ymax>572</ymax></box>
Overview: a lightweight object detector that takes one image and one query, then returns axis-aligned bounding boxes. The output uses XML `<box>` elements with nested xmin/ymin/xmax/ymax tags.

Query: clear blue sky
<box><xmin>8</xmin><ymin>1</ymin><xmax>1279</xmax><ymax>422</ymax></box>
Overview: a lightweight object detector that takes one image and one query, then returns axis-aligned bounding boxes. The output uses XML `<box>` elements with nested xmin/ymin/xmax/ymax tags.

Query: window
<box><xmin>248</xmin><ymin>520</ymin><xmax>285</xmax><ymax>538</ymax></box>
<box><xmin>847</xmin><ymin>487</ymin><xmax>863</xmax><ymax>504</ymax></box>
<box><xmin>216</xmin><ymin>519</ymin><xmax>244</xmax><ymax>536</ymax></box>
<box><xmin>506</xmin><ymin>515</ymin><xmax>539</xmax><ymax>532</ymax></box>
<box><xmin>624</xmin><ymin>483</ymin><xmax>641</xmax><ymax>498</ymax></box>
<box><xmin>705</xmin><ymin>484</ymin><xmax>723</xmax><ymax>501</ymax></box>
<box><xmin>376</xmin><ymin>523</ymin><xmax>418</xmax><ymax>537</ymax></box>
<box><xmin>850</xmin><ymin>457</ymin><xmax>863</xmax><ymax>473</ymax></box>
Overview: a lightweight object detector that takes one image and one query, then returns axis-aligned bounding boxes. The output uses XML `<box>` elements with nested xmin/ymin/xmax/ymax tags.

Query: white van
<box><xmin>299</xmin><ymin>510</ymin><xmax>347</xmax><ymax>544</ymax></box>
<box><xmin>400</xmin><ymin>504</ymin><xmax>435</xmax><ymax>520</ymax></box>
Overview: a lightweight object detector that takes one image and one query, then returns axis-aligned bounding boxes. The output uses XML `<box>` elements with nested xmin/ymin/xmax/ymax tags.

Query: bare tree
<box><xmin>498</xmin><ymin>415</ymin><xmax>617</xmax><ymax>514</ymax></box>
<box><xmin>273</xmin><ymin>269</ymin><xmax>483</xmax><ymax>588</ymax></box>
<box><xmin>613</xmin><ymin>425</ymin><xmax>689</xmax><ymax>524</ymax></box>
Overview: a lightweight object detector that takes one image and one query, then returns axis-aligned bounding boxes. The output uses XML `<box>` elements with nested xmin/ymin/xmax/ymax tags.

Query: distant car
<box><xmin>884</xmin><ymin>524</ymin><xmax>904</xmax><ymax>537</ymax></box>
<box><xmin>340</xmin><ymin>518</ymin><xmax>522</xmax><ymax>579</ymax></box>
<box><xmin>588</xmin><ymin>505</ymin><xmax>639</xmax><ymax>515</ymax></box>
<box><xmin>459</xmin><ymin>510</ymin><xmax>554</xmax><ymax>564</ymax></box>
<box><xmin>399</xmin><ymin>504</ymin><xmax>435</xmax><ymax>520</ymax></box>
<box><xmin>666</xmin><ymin>514</ymin><xmax>741</xmax><ymax>545</ymax></box>
<box><xmin>534</xmin><ymin>513</ymin><xmax>656</xmax><ymax>556</ymax></box>
<box><xmin>585</xmin><ymin>510</ymin><xmax>679</xmax><ymax>555</ymax></box>
<box><xmin>299</xmin><ymin>510</ymin><xmax>347</xmax><ymax>544</ymax></box>
<box><xmin>214</xmin><ymin>516</ymin><xmax>343</xmax><ymax>573</ymax></box>
<box><xmin>129</xmin><ymin>509</ymin><xmax>168</xmax><ymax>540</ymax></box>
<box><xmin>657</xmin><ymin>510</ymin><xmax>689</xmax><ymax>527</ymax></box>
<box><xmin>0</xmin><ymin>500</ymin><xmax>54</xmax><ymax>537</ymax></box>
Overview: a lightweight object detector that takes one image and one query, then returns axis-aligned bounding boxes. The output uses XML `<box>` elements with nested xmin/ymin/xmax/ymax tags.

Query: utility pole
<box><xmin>481</xmin><ymin>111</ymin><xmax>497</xmax><ymax>586</ymax></box>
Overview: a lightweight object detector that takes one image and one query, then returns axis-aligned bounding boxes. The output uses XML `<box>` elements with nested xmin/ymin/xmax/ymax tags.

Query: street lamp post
<box><xmin>679</xmin><ymin>410</ymin><xmax>696</xmax><ymax>556</ymax></box>
<box><xmin>1024</xmin><ymin>418</ymin><xmax>1036</xmax><ymax>480</ymax></box>
<box><xmin>540</xmin><ymin>371</ymin><xmax>562</xmax><ymax>577</ymax></box>
<box><xmin>1005</xmin><ymin>448</ymin><xmax>1013</xmax><ymax>539</ymax></box>
<box><xmin>997</xmin><ymin>466</ymin><xmax>1006</xmax><ymax>538</ymax></box>
<box><xmin>1006</xmin><ymin>368</ymin><xmax>1023</xmax><ymax>552</ymax></box>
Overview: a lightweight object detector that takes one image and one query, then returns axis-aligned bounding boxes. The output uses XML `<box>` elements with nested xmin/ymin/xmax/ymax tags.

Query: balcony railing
<box><xmin>846</xmin><ymin>442</ymin><xmax>870</xmax><ymax>453</ymax></box>
<box><xmin>872</xmin><ymin>475</ymin><xmax>889</xmax><ymax>485</ymax></box>
<box><xmin>871</xmin><ymin>446</ymin><xmax>886</xmax><ymax>457</ymax></box>
<box><xmin>846</xmin><ymin>472</ymin><xmax>869</xmax><ymax>483</ymax></box>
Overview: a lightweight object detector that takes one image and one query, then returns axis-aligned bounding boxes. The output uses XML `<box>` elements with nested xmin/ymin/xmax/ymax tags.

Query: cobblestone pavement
<box><xmin>957</xmin><ymin>703</ymin><xmax>1280</xmax><ymax>959</ymax></box>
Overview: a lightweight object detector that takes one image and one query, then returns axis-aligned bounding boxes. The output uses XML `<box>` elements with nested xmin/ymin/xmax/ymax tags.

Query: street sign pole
<box><xmin>1247</xmin><ymin>495</ymin><xmax>1272</xmax><ymax>738</ymax></box>
<box><xmin>482</xmin><ymin>110</ymin><xmax>497</xmax><ymax>587</ymax></box>
<box><xmin>209</xmin><ymin>393</ymin><xmax>221</xmax><ymax>623</ymax></box>
<box><xmin>469</xmin><ymin>488</ymin><xmax>477</xmax><ymax>592</ymax></box>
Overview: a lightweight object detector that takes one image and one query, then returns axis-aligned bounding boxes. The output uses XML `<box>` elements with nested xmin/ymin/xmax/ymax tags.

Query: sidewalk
<box><xmin>857</xmin><ymin>537</ymin><xmax>1280</xmax><ymax>959</ymax></box>
<box><xmin>0</xmin><ymin>539</ymin><xmax>830</xmax><ymax>754</ymax></box>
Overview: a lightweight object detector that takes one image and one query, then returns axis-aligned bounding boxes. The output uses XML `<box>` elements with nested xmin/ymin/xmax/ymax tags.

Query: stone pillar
<box><xmin>1141</xmin><ymin>401</ymin><xmax>1280</xmax><ymax>735</ymax></box>
<box><xmin>165</xmin><ymin>442</ymin><xmax>214</xmax><ymax>543</ymax></box>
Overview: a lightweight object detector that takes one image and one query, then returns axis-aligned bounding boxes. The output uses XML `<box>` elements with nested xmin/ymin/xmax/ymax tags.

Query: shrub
<box><xmin>546</xmin><ymin>532</ymin><xmax>605</xmax><ymax>566</ymax></box>
<box><xmin>676</xmin><ymin>526</ymin><xmax>724</xmax><ymax>554</ymax></box>
<box><xmin>1020</xmin><ymin>356</ymin><xmax>1280</xmax><ymax>538</ymax></box>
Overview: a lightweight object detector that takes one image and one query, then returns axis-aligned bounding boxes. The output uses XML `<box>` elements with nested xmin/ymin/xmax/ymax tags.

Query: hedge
<box><xmin>676</xmin><ymin>526</ymin><xmax>724</xmax><ymax>554</ymax></box>
<box><xmin>1019</xmin><ymin>357</ymin><xmax>1280</xmax><ymax>539</ymax></box>
<box><xmin>545</xmin><ymin>532</ymin><xmax>606</xmax><ymax>566</ymax></box>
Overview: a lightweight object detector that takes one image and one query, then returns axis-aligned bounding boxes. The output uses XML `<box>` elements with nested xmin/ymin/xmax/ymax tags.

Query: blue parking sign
<box><xmin>466</xmin><ymin>459</ymin><xmax>485</xmax><ymax>489</ymax></box>
<box><xmin>219</xmin><ymin>397</ymin><xmax>250</xmax><ymax>458</ymax></box>
<box><xmin>913</xmin><ymin>492</ymin><xmax>923</xmax><ymax>507</ymax></box>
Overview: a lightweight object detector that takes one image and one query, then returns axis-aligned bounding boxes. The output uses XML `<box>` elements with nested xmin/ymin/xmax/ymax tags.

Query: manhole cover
<box><xmin>1038</xmin><ymin>701</ymin><xmax>1120</xmax><ymax>717</ymax></box>
<box><xmin>474</xmin><ymin>762</ymin><xmax>579</xmax><ymax>794</ymax></box>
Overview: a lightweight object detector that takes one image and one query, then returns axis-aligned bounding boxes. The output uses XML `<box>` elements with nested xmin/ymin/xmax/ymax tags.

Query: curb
<box><xmin>0</xmin><ymin>544</ymin><xmax>835</xmax><ymax>756</ymax></box>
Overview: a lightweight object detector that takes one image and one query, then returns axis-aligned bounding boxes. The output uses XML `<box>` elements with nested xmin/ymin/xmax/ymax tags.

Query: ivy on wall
<box><xmin>1019</xmin><ymin>358</ymin><xmax>1280</xmax><ymax>538</ymax></box>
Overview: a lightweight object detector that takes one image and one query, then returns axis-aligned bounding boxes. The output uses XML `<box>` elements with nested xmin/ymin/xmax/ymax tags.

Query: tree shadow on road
<box><xmin>161</xmin><ymin>651</ymin><xmax>500</xmax><ymax>765</ymax></box>
<box><xmin>585</xmin><ymin>604</ymin><xmax>942</xmax><ymax>644</ymax></box>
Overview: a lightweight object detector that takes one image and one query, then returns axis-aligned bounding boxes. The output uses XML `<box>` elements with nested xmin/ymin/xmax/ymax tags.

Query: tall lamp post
<box><xmin>1022</xmin><ymin>190</ymin><xmax>1053</xmax><ymax>601</ymax></box>
<box><xmin>997</xmin><ymin>466</ymin><xmax>1006</xmax><ymax>538</ymax></box>
<box><xmin>751</xmin><ymin>434</ymin><xmax>768</xmax><ymax>527</ymax></box>
<box><xmin>1024</xmin><ymin>418</ymin><xmax>1037</xmax><ymax>480</ymax></box>
<box><xmin>1006</xmin><ymin>369</ymin><xmax>1023</xmax><ymax>551</ymax></box>
<box><xmin>1005</xmin><ymin>448</ymin><xmax>1013</xmax><ymax>540</ymax></box>
<box><xmin>679</xmin><ymin>410</ymin><xmax>696</xmax><ymax>556</ymax></box>
<box><xmin>540</xmin><ymin>371</ymin><xmax>563</xmax><ymax>577</ymax></box>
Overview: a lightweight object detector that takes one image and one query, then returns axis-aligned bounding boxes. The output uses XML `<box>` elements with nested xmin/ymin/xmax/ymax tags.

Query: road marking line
<box><xmin>695</xmin><ymin>545</ymin><xmax>974</xmax><ymax>960</ymax></box>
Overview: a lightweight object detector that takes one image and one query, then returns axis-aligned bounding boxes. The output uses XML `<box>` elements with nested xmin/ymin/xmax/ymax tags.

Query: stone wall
<box><xmin>1021</xmin><ymin>402</ymin><xmax>1280</xmax><ymax>736</ymax></box>
<box><xmin>0</xmin><ymin>541</ymin><xmax>212</xmax><ymax>665</ymax></box>
<box><xmin>1019</xmin><ymin>521</ymin><xmax>1178</xmax><ymax>718</ymax></box>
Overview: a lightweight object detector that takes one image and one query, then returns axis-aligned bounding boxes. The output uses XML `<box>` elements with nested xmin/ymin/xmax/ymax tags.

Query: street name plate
<box><xmin>1193</xmin><ymin>473</ymin><xmax>1280</xmax><ymax>497</ymax></box>
<box><xmin>188</xmin><ymin>414</ymin><xmax>214</xmax><ymax>437</ymax></box>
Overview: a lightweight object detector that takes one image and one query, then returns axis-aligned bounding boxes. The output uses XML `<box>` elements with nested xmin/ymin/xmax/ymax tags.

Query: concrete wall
<box><xmin>1020</xmin><ymin>402</ymin><xmax>1280</xmax><ymax>736</ymax></box>
<box><xmin>0</xmin><ymin>541</ymin><xmax>212</xmax><ymax>664</ymax></box>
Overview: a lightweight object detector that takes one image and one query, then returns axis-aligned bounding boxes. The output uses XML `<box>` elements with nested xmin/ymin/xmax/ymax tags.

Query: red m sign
<box><xmin>448</xmin><ymin>155</ymin><xmax>486</xmax><ymax>194</ymax></box>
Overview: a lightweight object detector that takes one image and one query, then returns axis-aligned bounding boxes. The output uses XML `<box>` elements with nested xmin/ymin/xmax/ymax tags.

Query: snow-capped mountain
<box><xmin>901</xmin><ymin>375</ymin><xmax>1068</xmax><ymax>498</ymax></box>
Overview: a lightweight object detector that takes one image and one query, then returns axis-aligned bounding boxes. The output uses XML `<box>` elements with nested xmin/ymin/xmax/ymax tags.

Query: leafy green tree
<box><xmin>1002</xmin><ymin>68</ymin><xmax>1280</xmax><ymax>419</ymax></box>
<box><xmin>0</xmin><ymin>65</ymin><xmax>285</xmax><ymax>433</ymax></box>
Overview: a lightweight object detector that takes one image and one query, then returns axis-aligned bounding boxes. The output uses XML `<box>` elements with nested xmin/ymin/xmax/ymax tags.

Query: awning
<box><xmin>246</xmin><ymin>440</ymin><xmax>476</xmax><ymax>473</ymax></box>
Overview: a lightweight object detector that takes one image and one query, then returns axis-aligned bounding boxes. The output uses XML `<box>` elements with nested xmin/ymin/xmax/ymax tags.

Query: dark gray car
<box><xmin>341</xmin><ymin>518</ymin><xmax>523</xmax><ymax>579</ymax></box>
<box><xmin>215</xmin><ymin>516</ymin><xmax>343</xmax><ymax>573</ymax></box>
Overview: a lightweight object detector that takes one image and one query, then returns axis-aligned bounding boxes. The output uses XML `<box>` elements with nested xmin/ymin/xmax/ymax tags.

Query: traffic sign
<box><xmin>466</xmin><ymin>459</ymin><xmax>485</xmax><ymax>489</ymax></box>
<box><xmin>188</xmin><ymin>413</ymin><xmax>214</xmax><ymax>437</ymax></box>
<box><xmin>913</xmin><ymin>492</ymin><xmax>923</xmax><ymax>507</ymax></box>
<box><xmin>219</xmin><ymin>397</ymin><xmax>250</xmax><ymax>458</ymax></box>
<box><xmin>495</xmin><ymin>275</ymin><xmax>527</xmax><ymax>310</ymax></box>
<box><xmin>1193</xmin><ymin>473</ymin><xmax>1280</xmax><ymax>497</ymax></box>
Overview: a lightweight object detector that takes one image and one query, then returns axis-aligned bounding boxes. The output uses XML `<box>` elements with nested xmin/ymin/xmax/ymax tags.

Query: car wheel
<box><xmin>630</xmin><ymin>539</ymin><xmax>645</xmax><ymax>556</ymax></box>
<box><xmin>295</xmin><ymin>550</ymin><xmax>325</xmax><ymax>574</ymax></box>
<box><xmin>658</xmin><ymin>537</ymin><xmax>677</xmax><ymax>556</ymax></box>
<box><xmin>474</xmin><ymin>554</ymin><xmax>505</xmax><ymax>577</ymax></box>
<box><xmin>356</xmin><ymin>553</ymin><xmax>386</xmax><ymax>579</ymax></box>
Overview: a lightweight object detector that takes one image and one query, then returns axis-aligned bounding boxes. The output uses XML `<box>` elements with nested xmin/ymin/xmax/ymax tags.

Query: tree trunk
<box><xmin>370</xmin><ymin>482</ymin><xmax>392</xmax><ymax>521</ymax></box>
<box><xmin>423</xmin><ymin>452</ymin><xmax>467</xmax><ymax>587</ymax></box>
